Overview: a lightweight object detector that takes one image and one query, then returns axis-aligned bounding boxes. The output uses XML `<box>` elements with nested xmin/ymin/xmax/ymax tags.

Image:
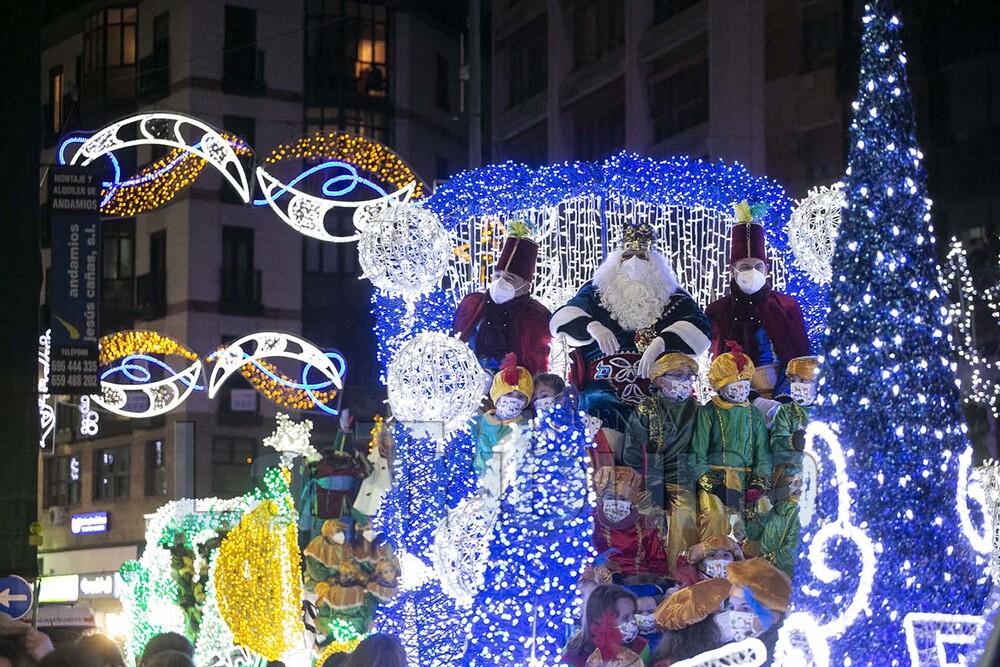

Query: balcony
<box><xmin>223</xmin><ymin>48</ymin><xmax>266</xmax><ymax>96</ymax></box>
<box><xmin>135</xmin><ymin>272</ymin><xmax>167</xmax><ymax>320</ymax></box>
<box><xmin>220</xmin><ymin>268</ymin><xmax>263</xmax><ymax>315</ymax></box>
<box><xmin>138</xmin><ymin>45</ymin><xmax>170</xmax><ymax>101</ymax></box>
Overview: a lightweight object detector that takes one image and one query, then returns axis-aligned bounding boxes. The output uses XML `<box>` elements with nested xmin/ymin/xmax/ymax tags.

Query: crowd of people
<box><xmin>0</xmin><ymin>614</ymin><xmax>408</xmax><ymax>667</ymax></box>
<box><xmin>453</xmin><ymin>204</ymin><xmax>817</xmax><ymax>665</ymax></box>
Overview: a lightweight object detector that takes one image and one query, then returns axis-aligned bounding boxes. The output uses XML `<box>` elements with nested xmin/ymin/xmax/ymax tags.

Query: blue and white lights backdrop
<box><xmin>775</xmin><ymin>3</ymin><xmax>991</xmax><ymax>665</ymax></box>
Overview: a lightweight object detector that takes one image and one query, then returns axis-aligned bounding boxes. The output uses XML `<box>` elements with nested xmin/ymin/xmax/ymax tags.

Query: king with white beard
<box><xmin>549</xmin><ymin>223</ymin><xmax>711</xmax><ymax>442</ymax></box>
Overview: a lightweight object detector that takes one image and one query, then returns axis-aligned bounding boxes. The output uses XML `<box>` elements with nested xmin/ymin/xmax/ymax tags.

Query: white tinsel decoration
<box><xmin>386</xmin><ymin>332</ymin><xmax>484</xmax><ymax>438</ymax></box>
<box><xmin>430</xmin><ymin>492</ymin><xmax>500</xmax><ymax>608</ymax></box>
<box><xmin>262</xmin><ymin>412</ymin><xmax>319</xmax><ymax>462</ymax></box>
<box><xmin>786</xmin><ymin>182</ymin><xmax>845</xmax><ymax>284</ymax></box>
<box><xmin>974</xmin><ymin>459</ymin><xmax>1000</xmax><ymax>583</ymax></box>
<box><xmin>358</xmin><ymin>202</ymin><xmax>452</xmax><ymax>299</ymax></box>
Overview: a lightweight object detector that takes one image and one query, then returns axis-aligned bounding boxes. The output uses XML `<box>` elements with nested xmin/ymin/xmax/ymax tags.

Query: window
<box><xmin>649</xmin><ymin>54</ymin><xmax>709</xmax><ymax>142</ymax></box>
<box><xmin>498</xmin><ymin>122</ymin><xmax>548</xmax><ymax>167</ymax></box>
<box><xmin>573</xmin><ymin>0</ymin><xmax>624</xmax><ymax>69</ymax></box>
<box><xmin>49</xmin><ymin>66</ymin><xmax>64</xmax><ymax>135</ymax></box>
<box><xmin>507</xmin><ymin>17</ymin><xmax>547</xmax><ymax>109</ymax></box>
<box><xmin>145</xmin><ymin>439</ymin><xmax>168</xmax><ymax>496</ymax></box>
<box><xmin>304</xmin><ymin>237</ymin><xmax>341</xmax><ymax>275</ymax></box>
<box><xmin>84</xmin><ymin>7</ymin><xmax>137</xmax><ymax>73</ymax></box>
<box><xmin>212</xmin><ymin>436</ymin><xmax>257</xmax><ymax>497</ymax></box>
<box><xmin>305</xmin><ymin>0</ymin><xmax>388</xmax><ymax>101</ymax></box>
<box><xmin>139</xmin><ymin>11</ymin><xmax>171</xmax><ymax>100</ymax></box>
<box><xmin>306</xmin><ymin>106</ymin><xmax>389</xmax><ymax>143</ymax></box>
<box><xmin>801</xmin><ymin>2</ymin><xmax>839</xmax><ymax>73</ymax></box>
<box><xmin>574</xmin><ymin>102</ymin><xmax>625</xmax><ymax>162</ymax></box>
<box><xmin>798</xmin><ymin>122</ymin><xmax>843</xmax><ymax>184</ymax></box>
<box><xmin>103</xmin><ymin>221</ymin><xmax>135</xmax><ymax>281</ymax></box>
<box><xmin>436</xmin><ymin>54</ymin><xmax>451</xmax><ymax>112</ymax></box>
<box><xmin>653</xmin><ymin>0</ymin><xmax>700</xmax><ymax>24</ymax></box>
<box><xmin>221</xmin><ymin>226</ymin><xmax>260</xmax><ymax>309</ymax></box>
<box><xmin>224</xmin><ymin>5</ymin><xmax>264</xmax><ymax>94</ymax></box>
<box><xmin>44</xmin><ymin>456</ymin><xmax>81</xmax><ymax>508</ymax></box>
<box><xmin>94</xmin><ymin>446</ymin><xmax>130</xmax><ymax>501</ymax></box>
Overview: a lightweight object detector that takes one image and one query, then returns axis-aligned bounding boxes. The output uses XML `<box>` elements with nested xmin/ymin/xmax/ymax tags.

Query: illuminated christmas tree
<box><xmin>778</xmin><ymin>2</ymin><xmax>990</xmax><ymax>664</ymax></box>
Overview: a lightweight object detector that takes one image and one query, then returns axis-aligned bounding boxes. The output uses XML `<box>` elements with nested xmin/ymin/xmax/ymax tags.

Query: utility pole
<box><xmin>468</xmin><ymin>0</ymin><xmax>482</xmax><ymax>169</ymax></box>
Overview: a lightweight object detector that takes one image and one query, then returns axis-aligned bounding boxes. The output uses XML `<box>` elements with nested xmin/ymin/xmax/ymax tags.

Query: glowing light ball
<box><xmin>786</xmin><ymin>182</ymin><xmax>845</xmax><ymax>284</ymax></box>
<box><xmin>430</xmin><ymin>492</ymin><xmax>499</xmax><ymax>607</ymax></box>
<box><xmin>386</xmin><ymin>332</ymin><xmax>484</xmax><ymax>438</ymax></box>
<box><xmin>359</xmin><ymin>203</ymin><xmax>452</xmax><ymax>299</ymax></box>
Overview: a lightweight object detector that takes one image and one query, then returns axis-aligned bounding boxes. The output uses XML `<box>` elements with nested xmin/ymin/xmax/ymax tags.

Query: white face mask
<box><xmin>715</xmin><ymin>610</ymin><xmax>759</xmax><ymax>642</ymax></box>
<box><xmin>790</xmin><ymin>381</ymin><xmax>817</xmax><ymax>406</ymax></box>
<box><xmin>735</xmin><ymin>268</ymin><xmax>767</xmax><ymax>295</ymax></box>
<box><xmin>616</xmin><ymin>618</ymin><xmax>639</xmax><ymax>644</ymax></box>
<box><xmin>700</xmin><ymin>558</ymin><xmax>731</xmax><ymax>579</ymax></box>
<box><xmin>489</xmin><ymin>277</ymin><xmax>519</xmax><ymax>304</ymax></box>
<box><xmin>602</xmin><ymin>498</ymin><xmax>632</xmax><ymax>523</ymax></box>
<box><xmin>494</xmin><ymin>395</ymin><xmax>526</xmax><ymax>420</ymax></box>
<box><xmin>635</xmin><ymin>613</ymin><xmax>657</xmax><ymax>634</ymax></box>
<box><xmin>720</xmin><ymin>380</ymin><xmax>751</xmax><ymax>404</ymax></box>
<box><xmin>620</xmin><ymin>256</ymin><xmax>649</xmax><ymax>281</ymax></box>
<box><xmin>659</xmin><ymin>378</ymin><xmax>693</xmax><ymax>402</ymax></box>
<box><xmin>533</xmin><ymin>396</ymin><xmax>555</xmax><ymax>412</ymax></box>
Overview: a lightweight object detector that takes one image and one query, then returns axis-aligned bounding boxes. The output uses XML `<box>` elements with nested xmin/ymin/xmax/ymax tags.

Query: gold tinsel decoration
<box><xmin>213</xmin><ymin>497</ymin><xmax>305</xmax><ymax>661</ymax></box>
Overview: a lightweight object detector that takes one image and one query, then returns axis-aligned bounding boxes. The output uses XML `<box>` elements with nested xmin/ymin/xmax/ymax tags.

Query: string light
<box><xmin>778</xmin><ymin>4</ymin><xmax>991</xmax><ymax>665</ymax></box>
<box><xmin>786</xmin><ymin>183</ymin><xmax>845</xmax><ymax>285</ymax></box>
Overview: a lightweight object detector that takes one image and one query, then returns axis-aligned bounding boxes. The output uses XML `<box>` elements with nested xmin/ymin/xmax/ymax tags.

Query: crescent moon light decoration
<box><xmin>65</xmin><ymin>112</ymin><xmax>253</xmax><ymax>206</ymax></box>
<box><xmin>207</xmin><ymin>332</ymin><xmax>343</xmax><ymax>411</ymax></box>
<box><xmin>255</xmin><ymin>132</ymin><xmax>424</xmax><ymax>243</ymax></box>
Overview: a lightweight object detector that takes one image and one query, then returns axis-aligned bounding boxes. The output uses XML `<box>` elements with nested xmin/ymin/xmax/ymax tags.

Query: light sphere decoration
<box><xmin>786</xmin><ymin>182</ymin><xmax>845</xmax><ymax>284</ymax></box>
<box><xmin>430</xmin><ymin>492</ymin><xmax>500</xmax><ymax>607</ymax></box>
<box><xmin>358</xmin><ymin>203</ymin><xmax>452</xmax><ymax>299</ymax></box>
<box><xmin>386</xmin><ymin>332</ymin><xmax>484</xmax><ymax>438</ymax></box>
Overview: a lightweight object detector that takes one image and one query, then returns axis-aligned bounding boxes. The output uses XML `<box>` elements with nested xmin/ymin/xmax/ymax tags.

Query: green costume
<box><xmin>745</xmin><ymin>500</ymin><xmax>800</xmax><ymax>578</ymax></box>
<box><xmin>623</xmin><ymin>394</ymin><xmax>700</xmax><ymax>568</ymax></box>
<box><xmin>692</xmin><ymin>398</ymin><xmax>771</xmax><ymax>535</ymax></box>
<box><xmin>769</xmin><ymin>402</ymin><xmax>812</xmax><ymax>501</ymax></box>
<box><xmin>473</xmin><ymin>412</ymin><xmax>524</xmax><ymax>475</ymax></box>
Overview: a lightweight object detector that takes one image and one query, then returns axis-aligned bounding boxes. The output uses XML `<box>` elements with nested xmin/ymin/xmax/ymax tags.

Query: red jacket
<box><xmin>452</xmin><ymin>291</ymin><xmax>552</xmax><ymax>375</ymax></box>
<box><xmin>705</xmin><ymin>283</ymin><xmax>811</xmax><ymax>364</ymax></box>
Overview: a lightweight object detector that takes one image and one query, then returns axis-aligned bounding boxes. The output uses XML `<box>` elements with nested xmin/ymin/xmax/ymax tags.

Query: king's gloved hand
<box><xmin>587</xmin><ymin>321</ymin><xmax>620</xmax><ymax>356</ymax></box>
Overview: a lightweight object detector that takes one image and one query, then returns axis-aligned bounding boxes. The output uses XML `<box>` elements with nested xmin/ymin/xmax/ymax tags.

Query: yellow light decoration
<box><xmin>99</xmin><ymin>330</ymin><xmax>199</xmax><ymax>365</ymax></box>
<box><xmin>239</xmin><ymin>358</ymin><xmax>339</xmax><ymax>411</ymax></box>
<box><xmin>262</xmin><ymin>132</ymin><xmax>425</xmax><ymax>199</ymax></box>
<box><xmin>213</xmin><ymin>496</ymin><xmax>305</xmax><ymax>661</ymax></box>
<box><xmin>99</xmin><ymin>133</ymin><xmax>252</xmax><ymax>217</ymax></box>
<box><xmin>316</xmin><ymin>635</ymin><xmax>366</xmax><ymax>663</ymax></box>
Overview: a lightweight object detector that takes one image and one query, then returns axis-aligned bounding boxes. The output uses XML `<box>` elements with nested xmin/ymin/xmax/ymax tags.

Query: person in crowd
<box><xmin>550</xmin><ymin>223</ymin><xmax>711</xmax><ymax>454</ymax></box>
<box><xmin>321</xmin><ymin>652</ymin><xmax>348</xmax><ymax>667</ymax></box>
<box><xmin>36</xmin><ymin>648</ymin><xmax>101</xmax><ymax>667</ymax></box>
<box><xmin>685</xmin><ymin>535</ymin><xmax>744</xmax><ymax>581</ymax></box>
<box><xmin>453</xmin><ymin>221</ymin><xmax>552</xmax><ymax>375</ymax></box>
<box><xmin>623</xmin><ymin>579</ymin><xmax>667</xmax><ymax>654</ymax></box>
<box><xmin>532</xmin><ymin>373</ymin><xmax>566</xmax><ymax>416</ymax></box>
<box><xmin>473</xmin><ymin>353</ymin><xmax>534</xmax><ymax>475</ymax></box>
<box><xmin>343</xmin><ymin>633</ymin><xmax>408</xmax><ymax>667</ymax></box>
<box><xmin>705</xmin><ymin>201</ymin><xmax>811</xmax><ymax>403</ymax></box>
<box><xmin>692</xmin><ymin>342</ymin><xmax>771</xmax><ymax>539</ymax></box>
<box><xmin>623</xmin><ymin>352</ymin><xmax>701</xmax><ymax>568</ymax></box>
<box><xmin>139</xmin><ymin>632</ymin><xmax>194</xmax><ymax>667</ymax></box>
<box><xmin>592</xmin><ymin>466</ymin><xmax>669</xmax><ymax>577</ymax></box>
<box><xmin>720</xmin><ymin>559</ymin><xmax>791</xmax><ymax>644</ymax></box>
<box><xmin>74</xmin><ymin>632</ymin><xmax>126</xmax><ymax>667</ymax></box>
<box><xmin>563</xmin><ymin>584</ymin><xmax>649</xmax><ymax>666</ymax></box>
<box><xmin>144</xmin><ymin>652</ymin><xmax>195</xmax><ymax>667</ymax></box>
<box><xmin>651</xmin><ymin>578</ymin><xmax>729</xmax><ymax>666</ymax></box>
<box><xmin>0</xmin><ymin>613</ymin><xmax>54</xmax><ymax>666</ymax></box>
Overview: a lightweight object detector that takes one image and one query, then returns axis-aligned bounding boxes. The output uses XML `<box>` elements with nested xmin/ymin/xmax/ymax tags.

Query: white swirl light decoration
<box><xmin>206</xmin><ymin>331</ymin><xmax>343</xmax><ymax>399</ymax></box>
<box><xmin>957</xmin><ymin>447</ymin><xmax>991</xmax><ymax>556</ymax></box>
<box><xmin>38</xmin><ymin>329</ymin><xmax>54</xmax><ymax>451</ymax></box>
<box><xmin>67</xmin><ymin>111</ymin><xmax>251</xmax><ymax>203</ymax></box>
<box><xmin>92</xmin><ymin>360</ymin><xmax>203</xmax><ymax>418</ymax></box>
<box><xmin>773</xmin><ymin>421</ymin><xmax>877</xmax><ymax>667</ymax></box>
<box><xmin>386</xmin><ymin>332</ymin><xmax>484</xmax><ymax>439</ymax></box>
<box><xmin>256</xmin><ymin>167</ymin><xmax>415</xmax><ymax>243</ymax></box>
<box><xmin>902</xmin><ymin>613</ymin><xmax>986</xmax><ymax>667</ymax></box>
<box><xmin>786</xmin><ymin>183</ymin><xmax>845</xmax><ymax>285</ymax></box>
<box><xmin>430</xmin><ymin>492</ymin><xmax>500</xmax><ymax>608</ymax></box>
<box><xmin>974</xmin><ymin>459</ymin><xmax>1000</xmax><ymax>583</ymax></box>
<box><xmin>358</xmin><ymin>203</ymin><xmax>452</xmax><ymax>300</ymax></box>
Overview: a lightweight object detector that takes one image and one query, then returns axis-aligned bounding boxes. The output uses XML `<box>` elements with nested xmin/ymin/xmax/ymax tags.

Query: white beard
<box><xmin>592</xmin><ymin>249</ymin><xmax>679</xmax><ymax>332</ymax></box>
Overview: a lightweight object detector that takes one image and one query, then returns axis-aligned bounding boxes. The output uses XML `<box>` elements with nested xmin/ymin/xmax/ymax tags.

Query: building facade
<box><xmin>37</xmin><ymin>0</ymin><xmax>466</xmax><ymax>632</ymax></box>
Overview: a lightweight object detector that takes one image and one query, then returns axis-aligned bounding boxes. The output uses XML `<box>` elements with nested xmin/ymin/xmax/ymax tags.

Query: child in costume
<box><xmin>651</xmin><ymin>578</ymin><xmax>728</xmax><ymax>666</ymax></box>
<box><xmin>592</xmin><ymin>466</ymin><xmax>670</xmax><ymax>577</ymax></box>
<box><xmin>623</xmin><ymin>352</ymin><xmax>701</xmax><ymax>569</ymax></box>
<box><xmin>623</xmin><ymin>580</ymin><xmax>667</xmax><ymax>654</ymax></box>
<box><xmin>472</xmin><ymin>353</ymin><xmax>533</xmax><ymax>475</ymax></box>
<box><xmin>685</xmin><ymin>534</ymin><xmax>744</xmax><ymax>580</ymax></box>
<box><xmin>744</xmin><ymin>355</ymin><xmax>818</xmax><ymax>576</ymax></box>
<box><xmin>718</xmin><ymin>558</ymin><xmax>791</xmax><ymax>643</ymax></box>
<box><xmin>692</xmin><ymin>342</ymin><xmax>771</xmax><ymax>539</ymax></box>
<box><xmin>532</xmin><ymin>372</ymin><xmax>566</xmax><ymax>415</ymax></box>
<box><xmin>563</xmin><ymin>584</ymin><xmax>650</xmax><ymax>667</ymax></box>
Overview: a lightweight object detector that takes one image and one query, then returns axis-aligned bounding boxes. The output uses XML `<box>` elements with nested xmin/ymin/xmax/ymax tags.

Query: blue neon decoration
<box><xmin>251</xmin><ymin>160</ymin><xmax>389</xmax><ymax>207</ymax></box>
<box><xmin>100</xmin><ymin>353</ymin><xmax>205</xmax><ymax>391</ymax></box>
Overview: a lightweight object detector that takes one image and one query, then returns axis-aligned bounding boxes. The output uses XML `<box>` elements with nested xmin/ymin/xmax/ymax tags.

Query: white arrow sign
<box><xmin>0</xmin><ymin>587</ymin><xmax>29</xmax><ymax>608</ymax></box>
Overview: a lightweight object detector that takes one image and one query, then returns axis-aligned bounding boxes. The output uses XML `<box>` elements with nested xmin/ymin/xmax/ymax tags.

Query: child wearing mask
<box><xmin>592</xmin><ymin>466</ymin><xmax>669</xmax><ymax>578</ymax></box>
<box><xmin>623</xmin><ymin>580</ymin><xmax>667</xmax><ymax>654</ymax></box>
<box><xmin>532</xmin><ymin>373</ymin><xmax>567</xmax><ymax>415</ymax></box>
<box><xmin>473</xmin><ymin>353</ymin><xmax>533</xmax><ymax>475</ymax></box>
<box><xmin>685</xmin><ymin>535</ymin><xmax>744</xmax><ymax>581</ymax></box>
<box><xmin>717</xmin><ymin>558</ymin><xmax>791</xmax><ymax>644</ymax></box>
<box><xmin>563</xmin><ymin>584</ymin><xmax>650</xmax><ymax>666</ymax></box>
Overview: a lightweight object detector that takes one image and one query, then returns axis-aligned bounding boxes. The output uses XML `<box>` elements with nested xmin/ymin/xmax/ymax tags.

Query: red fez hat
<box><xmin>729</xmin><ymin>201</ymin><xmax>768</xmax><ymax>264</ymax></box>
<box><xmin>496</xmin><ymin>231</ymin><xmax>538</xmax><ymax>282</ymax></box>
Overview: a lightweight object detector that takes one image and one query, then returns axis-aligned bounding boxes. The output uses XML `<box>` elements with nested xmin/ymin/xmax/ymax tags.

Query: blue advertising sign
<box><xmin>70</xmin><ymin>511</ymin><xmax>109</xmax><ymax>535</ymax></box>
<box><xmin>48</xmin><ymin>166</ymin><xmax>101</xmax><ymax>393</ymax></box>
<box><xmin>0</xmin><ymin>574</ymin><xmax>34</xmax><ymax>620</ymax></box>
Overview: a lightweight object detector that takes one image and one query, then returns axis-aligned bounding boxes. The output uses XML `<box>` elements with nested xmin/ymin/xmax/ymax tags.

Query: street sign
<box><xmin>0</xmin><ymin>574</ymin><xmax>34</xmax><ymax>620</ymax></box>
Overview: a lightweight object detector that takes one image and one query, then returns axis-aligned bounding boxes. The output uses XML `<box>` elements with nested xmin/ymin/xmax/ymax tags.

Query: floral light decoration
<box><xmin>786</xmin><ymin>183</ymin><xmax>845</xmax><ymax>285</ymax></box>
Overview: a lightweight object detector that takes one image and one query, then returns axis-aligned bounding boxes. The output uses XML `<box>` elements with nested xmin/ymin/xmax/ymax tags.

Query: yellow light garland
<box><xmin>99</xmin><ymin>330</ymin><xmax>199</xmax><ymax>365</ymax></box>
<box><xmin>239</xmin><ymin>358</ymin><xmax>339</xmax><ymax>411</ymax></box>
